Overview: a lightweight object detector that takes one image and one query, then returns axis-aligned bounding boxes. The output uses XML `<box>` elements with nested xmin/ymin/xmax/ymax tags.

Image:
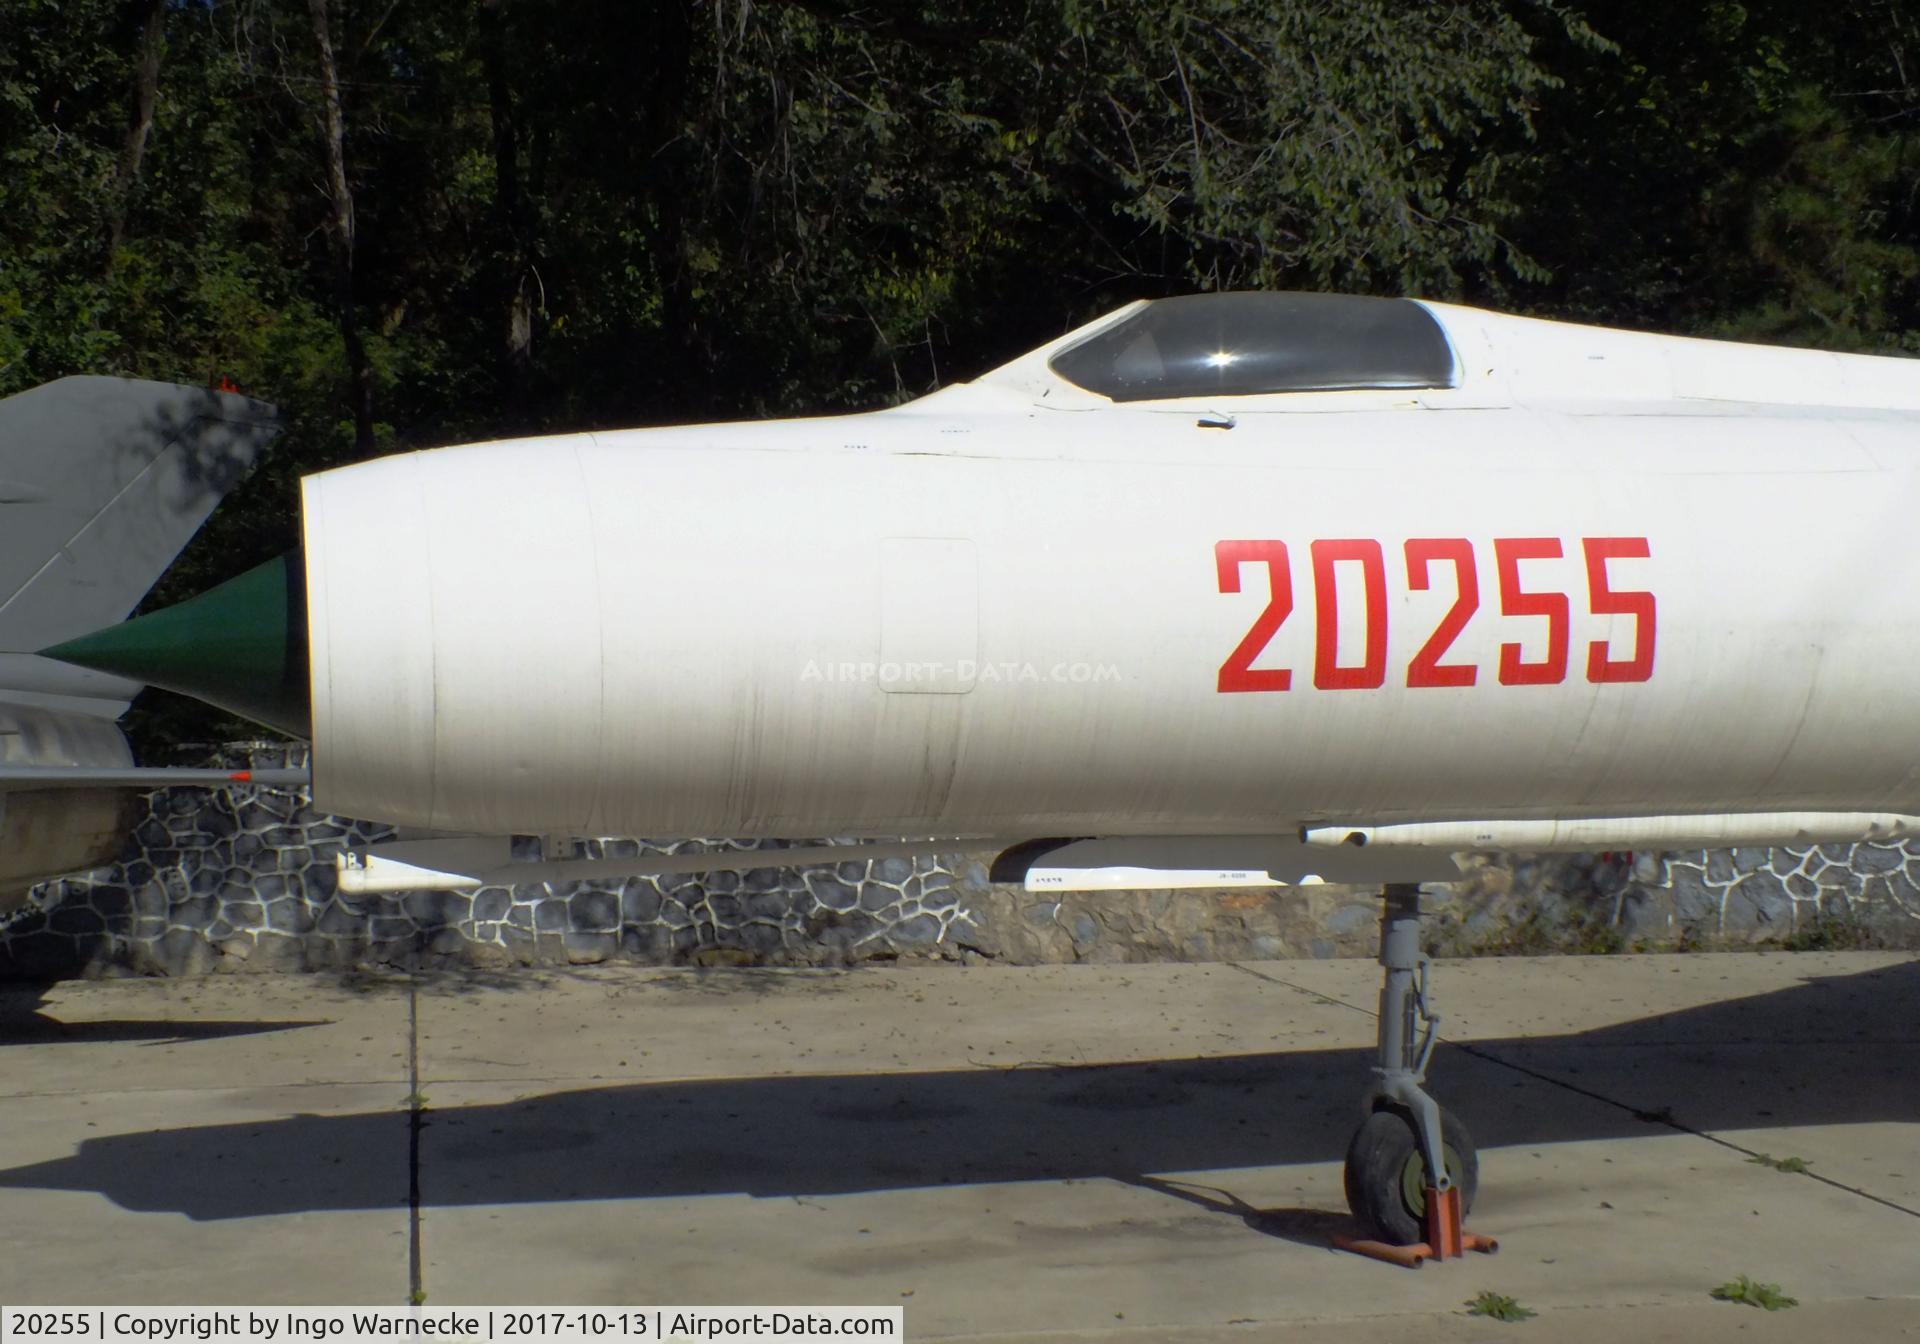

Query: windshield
<box><xmin>1047</xmin><ymin>292</ymin><xmax>1458</xmax><ymax>401</ymax></box>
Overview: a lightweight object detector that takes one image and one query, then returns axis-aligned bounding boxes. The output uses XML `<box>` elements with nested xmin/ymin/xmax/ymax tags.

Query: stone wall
<box><xmin>1</xmin><ymin>745</ymin><xmax>1916</xmax><ymax>978</ymax></box>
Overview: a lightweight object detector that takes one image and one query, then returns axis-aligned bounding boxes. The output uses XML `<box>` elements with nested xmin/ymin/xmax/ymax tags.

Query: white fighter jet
<box><xmin>47</xmin><ymin>292</ymin><xmax>1920</xmax><ymax>1256</ymax></box>
<box><xmin>0</xmin><ymin>377</ymin><xmax>303</xmax><ymax>917</ymax></box>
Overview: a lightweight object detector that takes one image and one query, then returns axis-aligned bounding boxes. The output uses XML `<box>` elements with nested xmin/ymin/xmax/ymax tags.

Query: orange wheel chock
<box><xmin>1330</xmin><ymin>1186</ymin><xmax>1499</xmax><ymax>1269</ymax></box>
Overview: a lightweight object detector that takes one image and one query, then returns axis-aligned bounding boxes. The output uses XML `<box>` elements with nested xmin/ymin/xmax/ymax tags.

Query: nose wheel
<box><xmin>1344</xmin><ymin>1101</ymin><xmax>1479</xmax><ymax>1246</ymax></box>
<box><xmin>1333</xmin><ymin>884</ymin><xmax>1497</xmax><ymax>1266</ymax></box>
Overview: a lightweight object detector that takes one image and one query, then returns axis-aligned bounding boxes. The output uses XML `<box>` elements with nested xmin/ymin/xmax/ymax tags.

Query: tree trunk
<box><xmin>307</xmin><ymin>0</ymin><xmax>376</xmax><ymax>455</ymax></box>
<box><xmin>105</xmin><ymin>0</ymin><xmax>166</xmax><ymax>253</ymax></box>
<box><xmin>482</xmin><ymin>0</ymin><xmax>531</xmax><ymax>426</ymax></box>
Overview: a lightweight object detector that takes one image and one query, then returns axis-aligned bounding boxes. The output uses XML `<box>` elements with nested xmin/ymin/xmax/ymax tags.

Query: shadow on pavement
<box><xmin>0</xmin><ymin>982</ymin><xmax>328</xmax><ymax>1046</ymax></box>
<box><xmin>1119</xmin><ymin>1174</ymin><xmax>1355</xmax><ymax>1250</ymax></box>
<box><xmin>0</xmin><ymin>959</ymin><xmax>1912</xmax><ymax>1220</ymax></box>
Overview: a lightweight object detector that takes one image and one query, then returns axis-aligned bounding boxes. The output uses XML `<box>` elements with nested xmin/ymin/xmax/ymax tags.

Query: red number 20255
<box><xmin>1215</xmin><ymin>536</ymin><xmax>1655</xmax><ymax>693</ymax></box>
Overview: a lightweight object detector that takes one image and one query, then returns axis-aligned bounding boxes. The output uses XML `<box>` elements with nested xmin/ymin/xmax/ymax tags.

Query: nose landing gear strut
<box><xmin>1332</xmin><ymin>884</ymin><xmax>1498</xmax><ymax>1267</ymax></box>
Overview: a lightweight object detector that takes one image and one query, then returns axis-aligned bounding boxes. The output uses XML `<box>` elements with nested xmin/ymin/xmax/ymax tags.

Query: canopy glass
<box><xmin>1048</xmin><ymin>292</ymin><xmax>1459</xmax><ymax>401</ymax></box>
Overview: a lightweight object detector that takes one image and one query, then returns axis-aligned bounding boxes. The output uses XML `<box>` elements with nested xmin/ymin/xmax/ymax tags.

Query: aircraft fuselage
<box><xmin>297</xmin><ymin>299</ymin><xmax>1920</xmax><ymax>839</ymax></box>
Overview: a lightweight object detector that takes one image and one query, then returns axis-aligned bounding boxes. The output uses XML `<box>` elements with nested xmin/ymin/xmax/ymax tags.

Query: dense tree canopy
<box><xmin>2</xmin><ymin>0</ymin><xmax>1916</xmax><ymax>744</ymax></box>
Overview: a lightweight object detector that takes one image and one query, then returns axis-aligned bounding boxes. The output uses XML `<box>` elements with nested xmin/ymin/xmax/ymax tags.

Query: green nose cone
<box><xmin>41</xmin><ymin>552</ymin><xmax>311</xmax><ymax>739</ymax></box>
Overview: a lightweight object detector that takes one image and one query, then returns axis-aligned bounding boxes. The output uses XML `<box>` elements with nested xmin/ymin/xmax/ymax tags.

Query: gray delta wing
<box><xmin>0</xmin><ymin>377</ymin><xmax>283</xmax><ymax>907</ymax></box>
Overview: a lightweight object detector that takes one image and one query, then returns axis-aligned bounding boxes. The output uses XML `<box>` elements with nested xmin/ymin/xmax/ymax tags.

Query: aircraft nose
<box><xmin>39</xmin><ymin>552</ymin><xmax>311</xmax><ymax>738</ymax></box>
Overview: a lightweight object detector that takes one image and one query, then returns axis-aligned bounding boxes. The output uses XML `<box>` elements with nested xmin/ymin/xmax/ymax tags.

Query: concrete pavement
<box><xmin>0</xmin><ymin>952</ymin><xmax>1915</xmax><ymax>1340</ymax></box>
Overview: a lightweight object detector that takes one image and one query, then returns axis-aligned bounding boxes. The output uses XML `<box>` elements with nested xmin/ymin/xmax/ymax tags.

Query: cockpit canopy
<box><xmin>1047</xmin><ymin>291</ymin><xmax>1459</xmax><ymax>401</ymax></box>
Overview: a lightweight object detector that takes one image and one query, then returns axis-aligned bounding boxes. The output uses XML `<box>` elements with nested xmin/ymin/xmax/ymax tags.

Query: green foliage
<box><xmin>1425</xmin><ymin>910</ymin><xmax>1627</xmax><ymax>957</ymax></box>
<box><xmin>4</xmin><ymin>0</ymin><xmax>1918</xmax><ymax>749</ymax></box>
<box><xmin>1504</xmin><ymin>0</ymin><xmax>1920</xmax><ymax>349</ymax></box>
<box><xmin>1746</xmin><ymin>1152</ymin><xmax>1811</xmax><ymax>1173</ymax></box>
<box><xmin>1465</xmin><ymin>1291</ymin><xmax>1537</xmax><ymax>1322</ymax></box>
<box><xmin>1711</xmin><ymin>1275</ymin><xmax>1799</xmax><ymax>1310</ymax></box>
<box><xmin>1776</xmin><ymin>914</ymin><xmax>1885</xmax><ymax>951</ymax></box>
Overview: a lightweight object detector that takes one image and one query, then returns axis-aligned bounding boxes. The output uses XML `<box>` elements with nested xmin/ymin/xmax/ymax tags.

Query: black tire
<box><xmin>1343</xmin><ymin>1102</ymin><xmax>1479</xmax><ymax>1245</ymax></box>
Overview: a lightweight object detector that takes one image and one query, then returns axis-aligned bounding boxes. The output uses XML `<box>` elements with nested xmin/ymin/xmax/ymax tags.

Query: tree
<box><xmin>1505</xmin><ymin>0</ymin><xmax>1920</xmax><ymax>350</ymax></box>
<box><xmin>303</xmin><ymin>0</ymin><xmax>376</xmax><ymax>453</ymax></box>
<box><xmin>3</xmin><ymin>0</ymin><xmax>1917</xmax><ymax>751</ymax></box>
